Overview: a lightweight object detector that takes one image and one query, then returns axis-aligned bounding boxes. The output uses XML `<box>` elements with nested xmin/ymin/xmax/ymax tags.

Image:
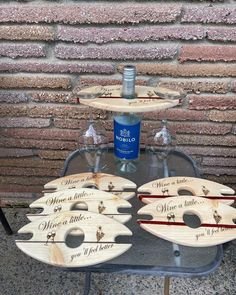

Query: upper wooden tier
<box><xmin>77</xmin><ymin>85</ymin><xmax>183</xmax><ymax>113</ymax></box>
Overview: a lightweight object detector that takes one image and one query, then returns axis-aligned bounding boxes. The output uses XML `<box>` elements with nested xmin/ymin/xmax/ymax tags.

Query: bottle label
<box><xmin>114</xmin><ymin>119</ymin><xmax>140</xmax><ymax>160</ymax></box>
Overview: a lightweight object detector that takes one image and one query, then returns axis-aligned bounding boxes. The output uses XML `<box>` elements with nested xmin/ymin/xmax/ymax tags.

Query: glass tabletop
<box><xmin>62</xmin><ymin>148</ymin><xmax>223</xmax><ymax>276</ymax></box>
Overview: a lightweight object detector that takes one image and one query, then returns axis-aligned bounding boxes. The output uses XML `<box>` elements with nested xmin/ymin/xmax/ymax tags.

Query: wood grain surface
<box><xmin>138</xmin><ymin>177</ymin><xmax>235</xmax><ymax>205</ymax></box>
<box><xmin>27</xmin><ymin>188</ymin><xmax>132</xmax><ymax>224</ymax></box>
<box><xmin>44</xmin><ymin>173</ymin><xmax>137</xmax><ymax>200</ymax></box>
<box><xmin>138</xmin><ymin>196</ymin><xmax>236</xmax><ymax>247</ymax></box>
<box><xmin>78</xmin><ymin>85</ymin><xmax>181</xmax><ymax>113</ymax></box>
<box><xmin>16</xmin><ymin>211</ymin><xmax>132</xmax><ymax>267</ymax></box>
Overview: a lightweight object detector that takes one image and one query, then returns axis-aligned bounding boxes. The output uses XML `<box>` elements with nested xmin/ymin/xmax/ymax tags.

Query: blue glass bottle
<box><xmin>113</xmin><ymin>65</ymin><xmax>141</xmax><ymax>173</ymax></box>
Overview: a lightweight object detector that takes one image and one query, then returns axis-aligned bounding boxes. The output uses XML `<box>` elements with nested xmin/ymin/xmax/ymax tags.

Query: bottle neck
<box><xmin>122</xmin><ymin>65</ymin><xmax>136</xmax><ymax>99</ymax></box>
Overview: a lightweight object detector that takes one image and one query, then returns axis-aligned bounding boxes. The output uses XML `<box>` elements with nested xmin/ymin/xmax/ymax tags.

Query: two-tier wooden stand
<box><xmin>77</xmin><ymin>84</ymin><xmax>182</xmax><ymax>294</ymax></box>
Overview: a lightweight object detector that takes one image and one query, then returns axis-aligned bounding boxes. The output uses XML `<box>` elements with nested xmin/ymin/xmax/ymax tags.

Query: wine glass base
<box><xmin>116</xmin><ymin>160</ymin><xmax>137</xmax><ymax>173</ymax></box>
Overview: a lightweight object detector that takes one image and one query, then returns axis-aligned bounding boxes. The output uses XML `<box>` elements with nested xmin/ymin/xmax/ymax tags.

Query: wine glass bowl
<box><xmin>145</xmin><ymin>120</ymin><xmax>176</xmax><ymax>178</ymax></box>
<box><xmin>78</xmin><ymin>120</ymin><xmax>109</xmax><ymax>172</ymax></box>
<box><xmin>145</xmin><ymin>121</ymin><xmax>175</xmax><ymax>161</ymax></box>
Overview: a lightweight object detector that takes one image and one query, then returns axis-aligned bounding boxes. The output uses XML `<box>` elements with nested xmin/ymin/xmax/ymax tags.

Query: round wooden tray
<box><xmin>77</xmin><ymin>85</ymin><xmax>183</xmax><ymax>113</ymax></box>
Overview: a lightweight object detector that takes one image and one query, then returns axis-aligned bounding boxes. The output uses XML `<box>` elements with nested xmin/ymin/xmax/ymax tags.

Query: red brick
<box><xmin>0</xmin><ymin>128</ymin><xmax>79</xmax><ymax>141</ymax></box>
<box><xmin>158</xmin><ymin>79</ymin><xmax>229</xmax><ymax>94</ymax></box>
<box><xmin>142</xmin><ymin>121</ymin><xmax>174</xmax><ymax>133</ymax></box>
<box><xmin>101</xmin><ymin>120</ymin><xmax>113</xmax><ymax>131</ymax></box>
<box><xmin>29</xmin><ymin>92</ymin><xmax>75</xmax><ymax>104</ymax></box>
<box><xmin>208</xmin><ymin>110</ymin><xmax>236</xmax><ymax>122</ymax></box>
<box><xmin>0</xmin><ymin>25</ymin><xmax>54</xmax><ymax>40</ymax></box>
<box><xmin>0</xmin><ymin>192</ymin><xmax>36</xmax><ymax>199</ymax></box>
<box><xmin>188</xmin><ymin>95</ymin><xmax>236</xmax><ymax>110</ymax></box>
<box><xmin>205</xmin><ymin>175</ymin><xmax>236</xmax><ymax>185</ymax></box>
<box><xmin>0</xmin><ymin>148</ymin><xmax>34</xmax><ymax>158</ymax></box>
<box><xmin>135</xmin><ymin>63</ymin><xmax>236</xmax><ymax>77</ymax></box>
<box><xmin>106</xmin><ymin>131</ymin><xmax>114</xmax><ymax>143</ymax></box>
<box><xmin>0</xmin><ymin>117</ymin><xmax>51</xmax><ymax>128</ymax></box>
<box><xmin>169</xmin><ymin>122</ymin><xmax>231</xmax><ymax>135</ymax></box>
<box><xmin>179</xmin><ymin>45</ymin><xmax>236</xmax><ymax>63</ymax></box>
<box><xmin>233</xmin><ymin>125</ymin><xmax>236</xmax><ymax>135</ymax></box>
<box><xmin>207</xmin><ymin>27</ymin><xmax>236</xmax><ymax>42</ymax></box>
<box><xmin>181</xmin><ymin>7</ymin><xmax>236</xmax><ymax>24</ymax></box>
<box><xmin>0</xmin><ymin>4</ymin><xmax>182</xmax><ymax>24</ymax></box>
<box><xmin>0</xmin><ymin>92</ymin><xmax>28</xmax><ymax>103</ymax></box>
<box><xmin>180</xmin><ymin>146</ymin><xmax>236</xmax><ymax>157</ymax></box>
<box><xmin>0</xmin><ymin>176</ymin><xmax>53</xmax><ymax>186</ymax></box>
<box><xmin>0</xmin><ymin>196</ymin><xmax>36</xmax><ymax>206</ymax></box>
<box><xmin>0</xmin><ymin>167</ymin><xmax>60</xmax><ymax>177</ymax></box>
<box><xmin>0</xmin><ymin>104</ymin><xmax>107</xmax><ymax>119</ymax></box>
<box><xmin>231</xmin><ymin>81</ymin><xmax>236</xmax><ymax>92</ymax></box>
<box><xmin>0</xmin><ymin>184</ymin><xmax>42</xmax><ymax>194</ymax></box>
<box><xmin>0</xmin><ymin>158</ymin><xmax>63</xmax><ymax>169</ymax></box>
<box><xmin>53</xmin><ymin>118</ymin><xmax>82</xmax><ymax>129</ymax></box>
<box><xmin>76</xmin><ymin>77</ymin><xmax>148</xmax><ymax>90</ymax></box>
<box><xmin>0</xmin><ymin>191</ymin><xmax>38</xmax><ymax>200</ymax></box>
<box><xmin>177</xmin><ymin>135</ymin><xmax>236</xmax><ymax>146</ymax></box>
<box><xmin>53</xmin><ymin>118</ymin><xmax>111</xmax><ymax>131</ymax></box>
<box><xmin>0</xmin><ymin>138</ymin><xmax>77</xmax><ymax>150</ymax></box>
<box><xmin>3</xmin><ymin>199</ymin><xmax>44</xmax><ymax>207</ymax></box>
<box><xmin>0</xmin><ymin>76</ymin><xmax>71</xmax><ymax>89</ymax></box>
<box><xmin>143</xmin><ymin>109</ymin><xmax>206</xmax><ymax>121</ymax></box>
<box><xmin>201</xmin><ymin>167</ymin><xmax>236</xmax><ymax>176</ymax></box>
<box><xmin>0</xmin><ymin>62</ymin><xmax>114</xmax><ymax>74</ymax></box>
<box><xmin>38</xmin><ymin>150</ymin><xmax>70</xmax><ymax>160</ymax></box>
<box><xmin>55</xmin><ymin>44</ymin><xmax>178</xmax><ymax>60</ymax></box>
<box><xmin>202</xmin><ymin>157</ymin><xmax>236</xmax><ymax>167</ymax></box>
<box><xmin>0</xmin><ymin>44</ymin><xmax>45</xmax><ymax>58</ymax></box>
<box><xmin>0</xmin><ymin>195</ymin><xmax>36</xmax><ymax>206</ymax></box>
<box><xmin>57</xmin><ymin>25</ymin><xmax>204</xmax><ymax>44</ymax></box>
<box><xmin>142</xmin><ymin>121</ymin><xmax>230</xmax><ymax>135</ymax></box>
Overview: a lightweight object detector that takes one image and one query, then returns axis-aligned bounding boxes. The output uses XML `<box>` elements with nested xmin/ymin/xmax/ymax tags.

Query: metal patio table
<box><xmin>61</xmin><ymin>148</ymin><xmax>223</xmax><ymax>295</ymax></box>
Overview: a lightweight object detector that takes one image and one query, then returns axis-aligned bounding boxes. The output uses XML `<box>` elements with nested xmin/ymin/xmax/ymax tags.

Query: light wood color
<box><xmin>44</xmin><ymin>173</ymin><xmax>137</xmax><ymax>200</ymax></box>
<box><xmin>78</xmin><ymin>85</ymin><xmax>181</xmax><ymax>113</ymax></box>
<box><xmin>164</xmin><ymin>277</ymin><xmax>170</xmax><ymax>295</ymax></box>
<box><xmin>138</xmin><ymin>176</ymin><xmax>235</xmax><ymax>205</ymax></box>
<box><xmin>16</xmin><ymin>211</ymin><xmax>132</xmax><ymax>267</ymax></box>
<box><xmin>27</xmin><ymin>188</ymin><xmax>132</xmax><ymax>224</ymax></box>
<box><xmin>138</xmin><ymin>196</ymin><xmax>236</xmax><ymax>247</ymax></box>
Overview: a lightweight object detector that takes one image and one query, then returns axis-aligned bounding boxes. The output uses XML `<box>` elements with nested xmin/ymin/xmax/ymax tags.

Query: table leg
<box><xmin>164</xmin><ymin>276</ymin><xmax>170</xmax><ymax>295</ymax></box>
<box><xmin>83</xmin><ymin>272</ymin><xmax>91</xmax><ymax>295</ymax></box>
<box><xmin>163</xmin><ymin>160</ymin><xmax>170</xmax><ymax>295</ymax></box>
<box><xmin>0</xmin><ymin>207</ymin><xmax>13</xmax><ymax>235</ymax></box>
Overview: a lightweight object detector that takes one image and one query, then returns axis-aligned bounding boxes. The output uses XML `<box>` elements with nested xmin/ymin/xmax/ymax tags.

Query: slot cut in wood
<box><xmin>138</xmin><ymin>196</ymin><xmax>236</xmax><ymax>247</ymax></box>
<box><xmin>44</xmin><ymin>172</ymin><xmax>137</xmax><ymax>200</ymax></box>
<box><xmin>16</xmin><ymin>211</ymin><xmax>132</xmax><ymax>267</ymax></box>
<box><xmin>77</xmin><ymin>85</ymin><xmax>181</xmax><ymax>113</ymax></box>
<box><xmin>27</xmin><ymin>188</ymin><xmax>132</xmax><ymax>225</ymax></box>
<box><xmin>137</xmin><ymin>177</ymin><xmax>235</xmax><ymax>205</ymax></box>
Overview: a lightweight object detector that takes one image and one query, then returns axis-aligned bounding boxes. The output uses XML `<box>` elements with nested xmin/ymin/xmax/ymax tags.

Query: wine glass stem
<box><xmin>93</xmin><ymin>150</ymin><xmax>102</xmax><ymax>173</ymax></box>
<box><xmin>163</xmin><ymin>159</ymin><xmax>169</xmax><ymax>177</ymax></box>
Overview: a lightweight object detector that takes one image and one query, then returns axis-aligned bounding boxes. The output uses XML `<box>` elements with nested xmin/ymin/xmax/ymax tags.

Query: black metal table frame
<box><xmin>0</xmin><ymin>207</ymin><xmax>13</xmax><ymax>235</ymax></box>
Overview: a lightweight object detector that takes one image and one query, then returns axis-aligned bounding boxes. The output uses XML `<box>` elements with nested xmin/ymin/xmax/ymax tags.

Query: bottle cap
<box><xmin>123</xmin><ymin>65</ymin><xmax>136</xmax><ymax>81</ymax></box>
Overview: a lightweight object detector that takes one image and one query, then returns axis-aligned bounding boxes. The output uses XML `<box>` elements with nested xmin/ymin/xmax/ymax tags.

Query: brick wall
<box><xmin>0</xmin><ymin>1</ymin><xmax>235</xmax><ymax>205</ymax></box>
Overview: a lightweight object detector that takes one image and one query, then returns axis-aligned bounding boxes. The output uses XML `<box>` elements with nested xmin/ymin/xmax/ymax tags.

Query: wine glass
<box><xmin>78</xmin><ymin>119</ymin><xmax>109</xmax><ymax>173</ymax></box>
<box><xmin>145</xmin><ymin>120</ymin><xmax>176</xmax><ymax>178</ymax></box>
